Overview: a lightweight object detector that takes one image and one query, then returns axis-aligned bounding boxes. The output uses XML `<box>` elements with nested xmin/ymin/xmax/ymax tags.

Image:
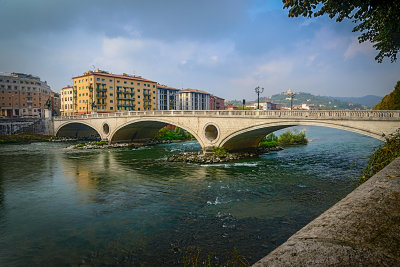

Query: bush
<box><xmin>212</xmin><ymin>146</ymin><xmax>228</xmax><ymax>157</ymax></box>
<box><xmin>360</xmin><ymin>129</ymin><xmax>400</xmax><ymax>183</ymax></box>
<box><xmin>156</xmin><ymin>127</ymin><xmax>193</xmax><ymax>141</ymax></box>
<box><xmin>278</xmin><ymin>129</ymin><xmax>308</xmax><ymax>146</ymax></box>
<box><xmin>259</xmin><ymin>133</ymin><xmax>279</xmax><ymax>148</ymax></box>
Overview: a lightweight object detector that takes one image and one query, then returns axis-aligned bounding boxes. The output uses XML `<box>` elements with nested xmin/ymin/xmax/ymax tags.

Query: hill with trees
<box><xmin>373</xmin><ymin>81</ymin><xmax>400</xmax><ymax>110</ymax></box>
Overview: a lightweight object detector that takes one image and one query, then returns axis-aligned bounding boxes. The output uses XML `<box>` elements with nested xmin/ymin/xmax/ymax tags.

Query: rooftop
<box><xmin>180</xmin><ymin>88</ymin><xmax>210</xmax><ymax>94</ymax></box>
<box><xmin>157</xmin><ymin>84</ymin><xmax>180</xmax><ymax>90</ymax></box>
<box><xmin>73</xmin><ymin>69</ymin><xmax>156</xmax><ymax>83</ymax></box>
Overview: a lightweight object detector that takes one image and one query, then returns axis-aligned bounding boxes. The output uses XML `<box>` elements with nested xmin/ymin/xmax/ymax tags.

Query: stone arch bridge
<box><xmin>54</xmin><ymin>110</ymin><xmax>400</xmax><ymax>152</ymax></box>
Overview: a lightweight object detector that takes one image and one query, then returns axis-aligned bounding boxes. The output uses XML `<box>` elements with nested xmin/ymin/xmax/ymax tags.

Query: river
<box><xmin>0</xmin><ymin>126</ymin><xmax>382</xmax><ymax>266</ymax></box>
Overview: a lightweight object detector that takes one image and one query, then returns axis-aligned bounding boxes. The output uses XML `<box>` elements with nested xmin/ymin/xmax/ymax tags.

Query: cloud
<box><xmin>344</xmin><ymin>38</ymin><xmax>375</xmax><ymax>60</ymax></box>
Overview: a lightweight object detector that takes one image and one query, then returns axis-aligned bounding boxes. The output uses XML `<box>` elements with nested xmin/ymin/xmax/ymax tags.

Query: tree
<box><xmin>282</xmin><ymin>0</ymin><xmax>400</xmax><ymax>63</ymax></box>
<box><xmin>373</xmin><ymin>81</ymin><xmax>400</xmax><ymax>110</ymax></box>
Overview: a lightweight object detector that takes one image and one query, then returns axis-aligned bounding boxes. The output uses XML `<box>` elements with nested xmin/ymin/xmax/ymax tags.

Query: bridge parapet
<box><xmin>54</xmin><ymin>110</ymin><xmax>400</xmax><ymax>121</ymax></box>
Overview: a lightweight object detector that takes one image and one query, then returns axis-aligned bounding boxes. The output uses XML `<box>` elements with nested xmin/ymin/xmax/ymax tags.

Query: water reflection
<box><xmin>0</xmin><ymin>127</ymin><xmax>382</xmax><ymax>266</ymax></box>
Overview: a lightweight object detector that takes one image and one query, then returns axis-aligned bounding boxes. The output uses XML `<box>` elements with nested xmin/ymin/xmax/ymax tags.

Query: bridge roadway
<box><xmin>54</xmin><ymin>110</ymin><xmax>400</xmax><ymax>152</ymax></box>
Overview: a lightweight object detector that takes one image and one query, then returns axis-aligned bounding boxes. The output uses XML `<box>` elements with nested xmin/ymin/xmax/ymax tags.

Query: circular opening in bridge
<box><xmin>103</xmin><ymin>123</ymin><xmax>110</xmax><ymax>135</ymax></box>
<box><xmin>204</xmin><ymin>124</ymin><xmax>218</xmax><ymax>142</ymax></box>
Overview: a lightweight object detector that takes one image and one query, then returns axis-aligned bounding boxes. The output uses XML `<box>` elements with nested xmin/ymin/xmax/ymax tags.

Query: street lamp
<box><xmin>289</xmin><ymin>90</ymin><xmax>296</xmax><ymax>110</ymax></box>
<box><xmin>255</xmin><ymin>86</ymin><xmax>264</xmax><ymax>110</ymax></box>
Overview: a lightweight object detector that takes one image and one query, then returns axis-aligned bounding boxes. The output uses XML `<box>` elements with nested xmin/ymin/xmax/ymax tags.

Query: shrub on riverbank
<box><xmin>259</xmin><ymin>130</ymin><xmax>308</xmax><ymax>148</ymax></box>
<box><xmin>360</xmin><ymin>129</ymin><xmax>400</xmax><ymax>183</ymax></box>
<box><xmin>259</xmin><ymin>133</ymin><xmax>279</xmax><ymax>148</ymax></box>
<box><xmin>0</xmin><ymin>134</ymin><xmax>51</xmax><ymax>144</ymax></box>
<box><xmin>156</xmin><ymin>127</ymin><xmax>193</xmax><ymax>141</ymax></box>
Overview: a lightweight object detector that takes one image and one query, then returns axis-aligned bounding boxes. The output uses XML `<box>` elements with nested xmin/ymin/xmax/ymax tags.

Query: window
<box><xmin>110</xmin><ymin>93</ymin><xmax>113</xmax><ymax>96</ymax></box>
<box><xmin>124</xmin><ymin>81</ymin><xmax>127</xmax><ymax>84</ymax></box>
<box><xmin>110</xmin><ymin>100</ymin><xmax>113</xmax><ymax>103</ymax></box>
<box><xmin>138</xmin><ymin>108</ymin><xmax>140</xmax><ymax>110</ymax></box>
<box><xmin>117</xmin><ymin>80</ymin><xmax>120</xmax><ymax>83</ymax></box>
<box><xmin>131</xmin><ymin>82</ymin><xmax>133</xmax><ymax>85</ymax></box>
<box><xmin>138</xmin><ymin>89</ymin><xmax>140</xmax><ymax>92</ymax></box>
<box><xmin>102</xmin><ymin>79</ymin><xmax>105</xmax><ymax>82</ymax></box>
<box><xmin>97</xmin><ymin>78</ymin><xmax>100</xmax><ymax>81</ymax></box>
<box><xmin>110</xmin><ymin>107</ymin><xmax>113</xmax><ymax>110</ymax></box>
<box><xmin>109</xmin><ymin>79</ymin><xmax>112</xmax><ymax>83</ymax></box>
<box><xmin>137</xmin><ymin>83</ymin><xmax>140</xmax><ymax>86</ymax></box>
<box><xmin>138</xmin><ymin>96</ymin><xmax>140</xmax><ymax>98</ymax></box>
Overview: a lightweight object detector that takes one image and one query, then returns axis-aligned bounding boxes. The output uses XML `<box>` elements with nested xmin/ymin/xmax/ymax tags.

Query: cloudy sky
<box><xmin>0</xmin><ymin>0</ymin><xmax>399</xmax><ymax>100</ymax></box>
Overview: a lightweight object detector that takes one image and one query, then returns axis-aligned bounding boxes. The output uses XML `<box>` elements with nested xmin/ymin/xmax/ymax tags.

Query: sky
<box><xmin>0</xmin><ymin>0</ymin><xmax>399</xmax><ymax>100</ymax></box>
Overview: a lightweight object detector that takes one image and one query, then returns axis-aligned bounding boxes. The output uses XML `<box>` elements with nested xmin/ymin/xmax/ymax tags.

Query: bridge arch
<box><xmin>55</xmin><ymin>122</ymin><xmax>102</xmax><ymax>140</ymax></box>
<box><xmin>109</xmin><ymin>119</ymin><xmax>204</xmax><ymax>148</ymax></box>
<box><xmin>219</xmin><ymin>121</ymin><xmax>385</xmax><ymax>152</ymax></box>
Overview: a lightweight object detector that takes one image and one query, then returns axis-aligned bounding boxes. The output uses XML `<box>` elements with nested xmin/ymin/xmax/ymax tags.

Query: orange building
<box><xmin>72</xmin><ymin>69</ymin><xmax>157</xmax><ymax>114</ymax></box>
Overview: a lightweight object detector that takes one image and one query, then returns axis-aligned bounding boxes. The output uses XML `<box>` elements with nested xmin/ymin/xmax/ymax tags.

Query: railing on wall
<box><xmin>54</xmin><ymin>110</ymin><xmax>400</xmax><ymax>121</ymax></box>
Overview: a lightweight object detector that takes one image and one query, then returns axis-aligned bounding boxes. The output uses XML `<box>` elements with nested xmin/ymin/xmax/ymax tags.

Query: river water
<box><xmin>0</xmin><ymin>126</ymin><xmax>381</xmax><ymax>266</ymax></box>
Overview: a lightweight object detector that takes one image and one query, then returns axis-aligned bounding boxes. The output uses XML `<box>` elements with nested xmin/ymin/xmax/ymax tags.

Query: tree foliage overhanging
<box><xmin>282</xmin><ymin>0</ymin><xmax>400</xmax><ymax>63</ymax></box>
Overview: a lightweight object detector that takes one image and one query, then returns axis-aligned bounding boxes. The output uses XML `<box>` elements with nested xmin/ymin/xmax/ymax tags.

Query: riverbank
<box><xmin>0</xmin><ymin>133</ymin><xmax>52</xmax><ymax>144</ymax></box>
<box><xmin>167</xmin><ymin>146</ymin><xmax>283</xmax><ymax>164</ymax></box>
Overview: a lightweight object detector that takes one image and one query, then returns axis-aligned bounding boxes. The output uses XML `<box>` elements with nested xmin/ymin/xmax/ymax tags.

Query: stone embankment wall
<box><xmin>253</xmin><ymin>157</ymin><xmax>400</xmax><ymax>266</ymax></box>
<box><xmin>0</xmin><ymin>118</ymin><xmax>53</xmax><ymax>136</ymax></box>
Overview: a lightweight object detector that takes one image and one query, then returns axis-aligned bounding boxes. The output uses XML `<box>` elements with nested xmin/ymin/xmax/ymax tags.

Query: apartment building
<box><xmin>0</xmin><ymin>72</ymin><xmax>53</xmax><ymax>118</ymax></box>
<box><xmin>210</xmin><ymin>95</ymin><xmax>225</xmax><ymax>110</ymax></box>
<box><xmin>178</xmin><ymin>89</ymin><xmax>210</xmax><ymax>110</ymax></box>
<box><xmin>60</xmin><ymin>86</ymin><xmax>74</xmax><ymax>116</ymax></box>
<box><xmin>72</xmin><ymin>69</ymin><xmax>157</xmax><ymax>113</ymax></box>
<box><xmin>157</xmin><ymin>84</ymin><xmax>179</xmax><ymax>110</ymax></box>
<box><xmin>246</xmin><ymin>101</ymin><xmax>281</xmax><ymax>110</ymax></box>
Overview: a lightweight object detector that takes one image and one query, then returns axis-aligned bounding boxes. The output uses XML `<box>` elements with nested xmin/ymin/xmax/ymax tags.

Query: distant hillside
<box><xmin>263</xmin><ymin>92</ymin><xmax>368</xmax><ymax>110</ymax></box>
<box><xmin>329</xmin><ymin>95</ymin><xmax>382</xmax><ymax>107</ymax></box>
<box><xmin>373</xmin><ymin>81</ymin><xmax>400</xmax><ymax>110</ymax></box>
<box><xmin>226</xmin><ymin>92</ymin><xmax>370</xmax><ymax>110</ymax></box>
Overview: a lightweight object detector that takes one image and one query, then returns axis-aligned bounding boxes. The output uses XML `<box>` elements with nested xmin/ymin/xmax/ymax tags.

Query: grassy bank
<box><xmin>360</xmin><ymin>129</ymin><xmax>400</xmax><ymax>183</ymax></box>
<box><xmin>0</xmin><ymin>134</ymin><xmax>52</xmax><ymax>144</ymax></box>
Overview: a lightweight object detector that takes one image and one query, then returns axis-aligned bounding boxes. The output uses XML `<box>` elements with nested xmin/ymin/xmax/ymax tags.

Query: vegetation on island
<box><xmin>156</xmin><ymin>127</ymin><xmax>193</xmax><ymax>141</ymax></box>
<box><xmin>212</xmin><ymin>146</ymin><xmax>228</xmax><ymax>157</ymax></box>
<box><xmin>282</xmin><ymin>0</ymin><xmax>400</xmax><ymax>63</ymax></box>
<box><xmin>259</xmin><ymin>130</ymin><xmax>308</xmax><ymax>148</ymax></box>
<box><xmin>360</xmin><ymin>129</ymin><xmax>400</xmax><ymax>183</ymax></box>
<box><xmin>373</xmin><ymin>81</ymin><xmax>400</xmax><ymax>110</ymax></box>
<box><xmin>0</xmin><ymin>134</ymin><xmax>51</xmax><ymax>144</ymax></box>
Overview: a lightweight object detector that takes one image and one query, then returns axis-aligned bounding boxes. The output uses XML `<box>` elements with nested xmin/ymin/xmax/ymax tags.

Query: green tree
<box><xmin>282</xmin><ymin>0</ymin><xmax>400</xmax><ymax>63</ymax></box>
<box><xmin>373</xmin><ymin>81</ymin><xmax>400</xmax><ymax>110</ymax></box>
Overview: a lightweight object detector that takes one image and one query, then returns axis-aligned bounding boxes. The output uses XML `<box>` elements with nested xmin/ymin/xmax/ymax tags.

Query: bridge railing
<box><xmin>55</xmin><ymin>110</ymin><xmax>400</xmax><ymax>121</ymax></box>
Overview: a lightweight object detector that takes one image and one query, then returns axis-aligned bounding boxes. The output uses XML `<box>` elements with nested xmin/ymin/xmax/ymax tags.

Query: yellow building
<box><xmin>60</xmin><ymin>86</ymin><xmax>74</xmax><ymax>116</ymax></box>
<box><xmin>72</xmin><ymin>69</ymin><xmax>157</xmax><ymax>114</ymax></box>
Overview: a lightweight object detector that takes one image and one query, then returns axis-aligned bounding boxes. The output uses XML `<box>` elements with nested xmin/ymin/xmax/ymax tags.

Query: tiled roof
<box><xmin>73</xmin><ymin>71</ymin><xmax>156</xmax><ymax>83</ymax></box>
<box><xmin>179</xmin><ymin>88</ymin><xmax>210</xmax><ymax>94</ymax></box>
<box><xmin>157</xmin><ymin>84</ymin><xmax>180</xmax><ymax>90</ymax></box>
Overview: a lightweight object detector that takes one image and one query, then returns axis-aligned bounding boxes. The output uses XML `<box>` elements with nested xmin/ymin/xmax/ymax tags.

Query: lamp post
<box><xmin>255</xmin><ymin>86</ymin><xmax>264</xmax><ymax>110</ymax></box>
<box><xmin>289</xmin><ymin>91</ymin><xmax>295</xmax><ymax>110</ymax></box>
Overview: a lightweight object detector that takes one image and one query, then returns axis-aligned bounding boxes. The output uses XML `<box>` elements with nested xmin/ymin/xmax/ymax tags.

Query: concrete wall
<box><xmin>0</xmin><ymin>118</ymin><xmax>53</xmax><ymax>135</ymax></box>
<box><xmin>253</xmin><ymin>157</ymin><xmax>400</xmax><ymax>266</ymax></box>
